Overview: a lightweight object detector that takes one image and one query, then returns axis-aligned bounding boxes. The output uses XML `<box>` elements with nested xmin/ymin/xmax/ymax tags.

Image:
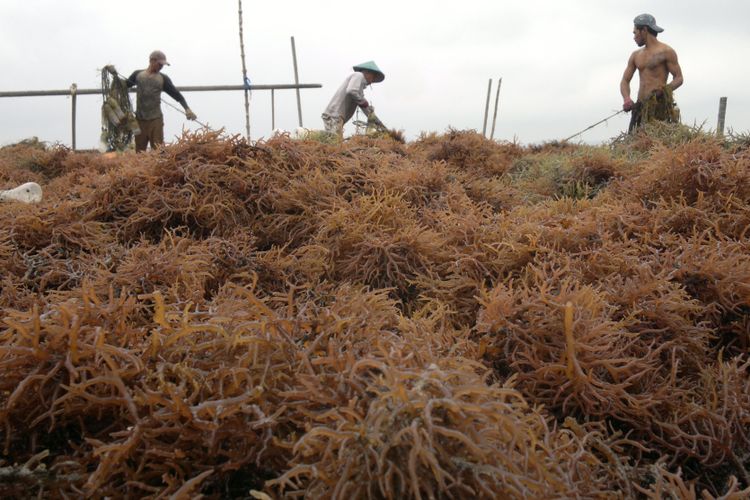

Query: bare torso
<box><xmin>621</xmin><ymin>34</ymin><xmax>683</xmax><ymax>106</ymax></box>
<box><xmin>632</xmin><ymin>42</ymin><xmax>674</xmax><ymax>100</ymax></box>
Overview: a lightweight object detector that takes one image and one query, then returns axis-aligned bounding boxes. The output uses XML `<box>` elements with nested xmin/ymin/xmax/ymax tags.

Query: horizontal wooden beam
<box><xmin>0</xmin><ymin>83</ymin><xmax>322</xmax><ymax>98</ymax></box>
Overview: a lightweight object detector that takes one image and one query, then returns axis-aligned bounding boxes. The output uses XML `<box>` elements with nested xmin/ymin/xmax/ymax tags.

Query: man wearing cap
<box><xmin>126</xmin><ymin>50</ymin><xmax>197</xmax><ymax>152</ymax></box>
<box><xmin>620</xmin><ymin>14</ymin><xmax>684</xmax><ymax>133</ymax></box>
<box><xmin>321</xmin><ymin>61</ymin><xmax>385</xmax><ymax>138</ymax></box>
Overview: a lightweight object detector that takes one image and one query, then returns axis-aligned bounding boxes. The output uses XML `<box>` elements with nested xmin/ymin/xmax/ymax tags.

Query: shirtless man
<box><xmin>620</xmin><ymin>14</ymin><xmax>684</xmax><ymax>132</ymax></box>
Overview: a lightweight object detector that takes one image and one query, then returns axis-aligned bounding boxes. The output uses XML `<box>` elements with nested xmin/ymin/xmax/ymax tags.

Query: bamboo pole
<box><xmin>717</xmin><ymin>97</ymin><xmax>727</xmax><ymax>136</ymax></box>
<box><xmin>0</xmin><ymin>83</ymin><xmax>321</xmax><ymax>97</ymax></box>
<box><xmin>271</xmin><ymin>89</ymin><xmax>276</xmax><ymax>130</ymax></box>
<box><xmin>490</xmin><ymin>77</ymin><xmax>502</xmax><ymax>140</ymax></box>
<box><xmin>238</xmin><ymin>0</ymin><xmax>251</xmax><ymax>139</ymax></box>
<box><xmin>482</xmin><ymin>78</ymin><xmax>492</xmax><ymax>137</ymax></box>
<box><xmin>70</xmin><ymin>83</ymin><xmax>77</xmax><ymax>151</ymax></box>
<box><xmin>291</xmin><ymin>36</ymin><xmax>303</xmax><ymax>127</ymax></box>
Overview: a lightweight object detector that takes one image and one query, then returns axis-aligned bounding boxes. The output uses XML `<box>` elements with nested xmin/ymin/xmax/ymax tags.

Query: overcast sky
<box><xmin>1</xmin><ymin>0</ymin><xmax>748</xmax><ymax>150</ymax></box>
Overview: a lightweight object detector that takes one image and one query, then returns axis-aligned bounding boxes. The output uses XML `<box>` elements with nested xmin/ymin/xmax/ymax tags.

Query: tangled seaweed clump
<box><xmin>1</xmin><ymin>125</ymin><xmax>750</xmax><ymax>498</ymax></box>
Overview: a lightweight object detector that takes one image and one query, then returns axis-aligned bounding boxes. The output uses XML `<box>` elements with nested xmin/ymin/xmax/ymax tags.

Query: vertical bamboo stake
<box><xmin>70</xmin><ymin>83</ymin><xmax>77</xmax><ymax>151</ymax></box>
<box><xmin>490</xmin><ymin>77</ymin><xmax>502</xmax><ymax>140</ymax></box>
<box><xmin>291</xmin><ymin>36</ymin><xmax>303</xmax><ymax>127</ymax></box>
<box><xmin>482</xmin><ymin>78</ymin><xmax>492</xmax><ymax>137</ymax></box>
<box><xmin>717</xmin><ymin>96</ymin><xmax>727</xmax><ymax>137</ymax></box>
<box><xmin>271</xmin><ymin>89</ymin><xmax>276</xmax><ymax>131</ymax></box>
<box><xmin>238</xmin><ymin>0</ymin><xmax>251</xmax><ymax>140</ymax></box>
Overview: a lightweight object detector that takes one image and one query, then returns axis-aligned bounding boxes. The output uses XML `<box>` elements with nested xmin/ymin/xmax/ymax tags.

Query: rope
<box><xmin>159</xmin><ymin>98</ymin><xmax>211</xmax><ymax>129</ymax></box>
<box><xmin>562</xmin><ymin>109</ymin><xmax>624</xmax><ymax>143</ymax></box>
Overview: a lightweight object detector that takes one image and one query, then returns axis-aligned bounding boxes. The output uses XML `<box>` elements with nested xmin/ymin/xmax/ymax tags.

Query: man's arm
<box><xmin>666</xmin><ymin>48</ymin><xmax>683</xmax><ymax>91</ymax></box>
<box><xmin>346</xmin><ymin>73</ymin><xmax>369</xmax><ymax>109</ymax></box>
<box><xmin>162</xmin><ymin>74</ymin><xmax>197</xmax><ymax>120</ymax></box>
<box><xmin>161</xmin><ymin>74</ymin><xmax>189</xmax><ymax>109</ymax></box>
<box><xmin>620</xmin><ymin>52</ymin><xmax>637</xmax><ymax>110</ymax></box>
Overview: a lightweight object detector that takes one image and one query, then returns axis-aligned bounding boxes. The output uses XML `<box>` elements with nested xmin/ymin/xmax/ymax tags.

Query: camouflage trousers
<box><xmin>628</xmin><ymin>86</ymin><xmax>680</xmax><ymax>133</ymax></box>
<box><xmin>321</xmin><ymin>113</ymin><xmax>344</xmax><ymax>139</ymax></box>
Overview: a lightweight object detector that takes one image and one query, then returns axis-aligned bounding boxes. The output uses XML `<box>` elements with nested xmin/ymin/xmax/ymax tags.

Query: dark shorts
<box><xmin>135</xmin><ymin>117</ymin><xmax>164</xmax><ymax>152</ymax></box>
<box><xmin>628</xmin><ymin>103</ymin><xmax>644</xmax><ymax>133</ymax></box>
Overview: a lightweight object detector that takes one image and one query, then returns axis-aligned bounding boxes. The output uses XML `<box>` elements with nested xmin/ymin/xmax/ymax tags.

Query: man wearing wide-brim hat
<box><xmin>620</xmin><ymin>14</ymin><xmax>684</xmax><ymax>133</ymax></box>
<box><xmin>321</xmin><ymin>61</ymin><xmax>385</xmax><ymax>138</ymax></box>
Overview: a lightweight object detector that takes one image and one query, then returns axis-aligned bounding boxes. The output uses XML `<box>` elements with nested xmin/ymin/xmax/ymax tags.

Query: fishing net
<box><xmin>100</xmin><ymin>65</ymin><xmax>139</xmax><ymax>152</ymax></box>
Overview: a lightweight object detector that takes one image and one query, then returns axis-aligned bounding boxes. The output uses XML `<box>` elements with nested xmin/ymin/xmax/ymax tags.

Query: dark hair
<box><xmin>636</xmin><ymin>25</ymin><xmax>658</xmax><ymax>37</ymax></box>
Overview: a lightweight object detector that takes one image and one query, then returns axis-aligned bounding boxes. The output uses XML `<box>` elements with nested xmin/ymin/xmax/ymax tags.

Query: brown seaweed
<box><xmin>1</xmin><ymin>127</ymin><xmax>749</xmax><ymax>497</ymax></box>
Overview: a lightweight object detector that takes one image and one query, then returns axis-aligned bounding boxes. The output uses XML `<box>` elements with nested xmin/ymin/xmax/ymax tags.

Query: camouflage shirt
<box><xmin>126</xmin><ymin>70</ymin><xmax>189</xmax><ymax>121</ymax></box>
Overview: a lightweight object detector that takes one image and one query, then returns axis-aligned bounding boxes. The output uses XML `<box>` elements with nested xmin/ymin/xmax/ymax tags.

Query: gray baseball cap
<box><xmin>633</xmin><ymin>13</ymin><xmax>663</xmax><ymax>33</ymax></box>
<box><xmin>149</xmin><ymin>50</ymin><xmax>170</xmax><ymax>66</ymax></box>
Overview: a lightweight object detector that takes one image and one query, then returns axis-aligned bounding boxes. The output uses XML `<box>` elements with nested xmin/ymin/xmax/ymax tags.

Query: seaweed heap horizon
<box><xmin>1</xmin><ymin>124</ymin><xmax>749</xmax><ymax>498</ymax></box>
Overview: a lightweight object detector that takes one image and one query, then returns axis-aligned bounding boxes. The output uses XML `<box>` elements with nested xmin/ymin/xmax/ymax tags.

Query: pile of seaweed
<box><xmin>1</xmin><ymin>125</ymin><xmax>749</xmax><ymax>498</ymax></box>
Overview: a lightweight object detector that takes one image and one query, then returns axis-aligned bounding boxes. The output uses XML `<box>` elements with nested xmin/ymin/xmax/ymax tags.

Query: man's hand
<box><xmin>185</xmin><ymin>108</ymin><xmax>197</xmax><ymax>121</ymax></box>
<box><xmin>622</xmin><ymin>98</ymin><xmax>634</xmax><ymax>112</ymax></box>
<box><xmin>363</xmin><ymin>105</ymin><xmax>375</xmax><ymax>117</ymax></box>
